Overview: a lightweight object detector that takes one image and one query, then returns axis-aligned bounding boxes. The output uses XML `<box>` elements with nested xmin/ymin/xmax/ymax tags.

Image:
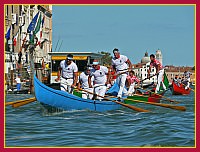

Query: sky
<box><xmin>52</xmin><ymin>5</ymin><xmax>195</xmax><ymax>66</ymax></box>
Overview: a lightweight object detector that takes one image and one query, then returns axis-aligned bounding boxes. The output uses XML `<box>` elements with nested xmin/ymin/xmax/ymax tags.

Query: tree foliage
<box><xmin>192</xmin><ymin>66</ymin><xmax>195</xmax><ymax>71</ymax></box>
<box><xmin>99</xmin><ymin>51</ymin><xmax>112</xmax><ymax>66</ymax></box>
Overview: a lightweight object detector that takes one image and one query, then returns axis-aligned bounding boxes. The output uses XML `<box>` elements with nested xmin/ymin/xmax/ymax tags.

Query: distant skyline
<box><xmin>52</xmin><ymin>5</ymin><xmax>195</xmax><ymax>66</ymax></box>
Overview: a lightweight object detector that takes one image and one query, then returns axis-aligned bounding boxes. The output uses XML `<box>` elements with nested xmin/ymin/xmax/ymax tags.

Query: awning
<box><xmin>52</xmin><ymin>56</ymin><xmax>88</xmax><ymax>60</ymax></box>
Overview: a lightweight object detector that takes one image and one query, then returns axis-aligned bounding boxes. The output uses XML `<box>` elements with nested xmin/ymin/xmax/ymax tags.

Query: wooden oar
<box><xmin>6</xmin><ymin>97</ymin><xmax>36</xmax><ymax>108</ymax></box>
<box><xmin>140</xmin><ymin>74</ymin><xmax>157</xmax><ymax>83</ymax></box>
<box><xmin>77</xmin><ymin>88</ymin><xmax>150</xmax><ymax>112</ymax></box>
<box><xmin>181</xmin><ymin>83</ymin><xmax>195</xmax><ymax>92</ymax></box>
<box><xmin>189</xmin><ymin>87</ymin><xmax>195</xmax><ymax>92</ymax></box>
<box><xmin>124</xmin><ymin>98</ymin><xmax>186</xmax><ymax>111</ymax></box>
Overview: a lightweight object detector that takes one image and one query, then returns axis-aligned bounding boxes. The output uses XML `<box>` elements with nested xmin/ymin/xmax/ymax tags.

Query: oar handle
<box><xmin>140</xmin><ymin>74</ymin><xmax>157</xmax><ymax>83</ymax></box>
<box><xmin>112</xmin><ymin>68</ymin><xmax>135</xmax><ymax>77</ymax></box>
<box><xmin>181</xmin><ymin>82</ymin><xmax>195</xmax><ymax>92</ymax></box>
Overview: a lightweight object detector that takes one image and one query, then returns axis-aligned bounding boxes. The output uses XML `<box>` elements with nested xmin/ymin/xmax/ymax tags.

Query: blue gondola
<box><xmin>34</xmin><ymin>75</ymin><xmax>121</xmax><ymax>112</ymax></box>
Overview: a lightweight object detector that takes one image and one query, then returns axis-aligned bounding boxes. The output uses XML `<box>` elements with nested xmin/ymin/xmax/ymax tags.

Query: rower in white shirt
<box><xmin>111</xmin><ymin>48</ymin><xmax>132</xmax><ymax>99</ymax></box>
<box><xmin>78</xmin><ymin>66</ymin><xmax>94</xmax><ymax>99</ymax></box>
<box><xmin>55</xmin><ymin>54</ymin><xmax>78</xmax><ymax>93</ymax></box>
<box><xmin>88</xmin><ymin>60</ymin><xmax>110</xmax><ymax>100</ymax></box>
<box><xmin>147</xmin><ymin>54</ymin><xmax>166</xmax><ymax>93</ymax></box>
<box><xmin>183</xmin><ymin>71</ymin><xmax>192</xmax><ymax>89</ymax></box>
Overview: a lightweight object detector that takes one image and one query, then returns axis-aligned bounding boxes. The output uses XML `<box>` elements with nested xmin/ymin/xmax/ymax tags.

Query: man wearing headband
<box><xmin>55</xmin><ymin>54</ymin><xmax>78</xmax><ymax>93</ymax></box>
<box><xmin>88</xmin><ymin>60</ymin><xmax>110</xmax><ymax>100</ymax></box>
<box><xmin>77</xmin><ymin>66</ymin><xmax>94</xmax><ymax>99</ymax></box>
<box><xmin>111</xmin><ymin>48</ymin><xmax>132</xmax><ymax>99</ymax></box>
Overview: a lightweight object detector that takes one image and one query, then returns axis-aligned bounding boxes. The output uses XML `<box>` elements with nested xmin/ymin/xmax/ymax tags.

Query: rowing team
<box><xmin>55</xmin><ymin>48</ymin><xmax>166</xmax><ymax>100</ymax></box>
<box><xmin>173</xmin><ymin>71</ymin><xmax>192</xmax><ymax>90</ymax></box>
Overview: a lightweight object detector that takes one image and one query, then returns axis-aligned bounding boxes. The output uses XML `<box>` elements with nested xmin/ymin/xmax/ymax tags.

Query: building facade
<box><xmin>165</xmin><ymin>65</ymin><xmax>195</xmax><ymax>84</ymax></box>
<box><xmin>5</xmin><ymin>5</ymin><xmax>52</xmax><ymax>73</ymax></box>
<box><xmin>133</xmin><ymin>51</ymin><xmax>157</xmax><ymax>84</ymax></box>
<box><xmin>132</xmin><ymin>50</ymin><xmax>195</xmax><ymax>85</ymax></box>
<box><xmin>49</xmin><ymin>52</ymin><xmax>104</xmax><ymax>84</ymax></box>
<box><xmin>5</xmin><ymin>5</ymin><xmax>52</xmax><ymax>91</ymax></box>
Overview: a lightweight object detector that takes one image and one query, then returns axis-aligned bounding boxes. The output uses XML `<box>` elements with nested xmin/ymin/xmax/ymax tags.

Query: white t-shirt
<box><xmin>15</xmin><ymin>77</ymin><xmax>21</xmax><ymax>83</ymax></box>
<box><xmin>79</xmin><ymin>72</ymin><xmax>94</xmax><ymax>88</ymax></box>
<box><xmin>112</xmin><ymin>55</ymin><xmax>128</xmax><ymax>71</ymax></box>
<box><xmin>60</xmin><ymin>60</ymin><xmax>78</xmax><ymax>79</ymax></box>
<box><xmin>90</xmin><ymin>66</ymin><xmax>108</xmax><ymax>85</ymax></box>
<box><xmin>184</xmin><ymin>71</ymin><xmax>191</xmax><ymax>79</ymax></box>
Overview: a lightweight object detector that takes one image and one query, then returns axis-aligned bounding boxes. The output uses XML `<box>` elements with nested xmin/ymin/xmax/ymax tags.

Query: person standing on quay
<box><xmin>15</xmin><ymin>74</ymin><xmax>21</xmax><ymax>91</ymax></box>
<box><xmin>55</xmin><ymin>54</ymin><xmax>78</xmax><ymax>93</ymax></box>
<box><xmin>111</xmin><ymin>48</ymin><xmax>132</xmax><ymax>99</ymax></box>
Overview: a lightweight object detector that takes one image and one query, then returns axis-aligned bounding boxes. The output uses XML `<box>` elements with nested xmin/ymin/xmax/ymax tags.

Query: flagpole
<box><xmin>11</xmin><ymin>24</ymin><xmax>15</xmax><ymax>90</ymax></box>
<box><xmin>27</xmin><ymin>11</ymin><xmax>40</xmax><ymax>94</ymax></box>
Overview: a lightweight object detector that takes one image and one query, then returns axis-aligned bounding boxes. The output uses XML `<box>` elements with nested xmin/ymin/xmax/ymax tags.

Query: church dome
<box><xmin>141</xmin><ymin>51</ymin><xmax>150</xmax><ymax>63</ymax></box>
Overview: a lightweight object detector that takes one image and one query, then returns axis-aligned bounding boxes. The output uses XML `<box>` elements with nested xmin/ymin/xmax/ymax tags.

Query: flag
<box><xmin>13</xmin><ymin>31</ymin><xmax>19</xmax><ymax>46</ymax></box>
<box><xmin>159</xmin><ymin>72</ymin><xmax>169</xmax><ymax>91</ymax></box>
<box><xmin>29</xmin><ymin>32</ymin><xmax>34</xmax><ymax>44</ymax></box>
<box><xmin>5</xmin><ymin>26</ymin><xmax>11</xmax><ymax>39</ymax></box>
<box><xmin>27</xmin><ymin>12</ymin><xmax>39</xmax><ymax>44</ymax></box>
<box><xmin>33</xmin><ymin>13</ymin><xmax>42</xmax><ymax>35</ymax></box>
<box><xmin>27</xmin><ymin>12</ymin><xmax>39</xmax><ymax>33</ymax></box>
<box><xmin>38</xmin><ymin>30</ymin><xmax>42</xmax><ymax>46</ymax></box>
<box><xmin>38</xmin><ymin>15</ymin><xmax>45</xmax><ymax>46</ymax></box>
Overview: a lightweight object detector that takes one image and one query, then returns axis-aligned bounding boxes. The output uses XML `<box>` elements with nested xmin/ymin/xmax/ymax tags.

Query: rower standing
<box><xmin>78</xmin><ymin>66</ymin><xmax>94</xmax><ymax>99</ymax></box>
<box><xmin>88</xmin><ymin>60</ymin><xmax>110</xmax><ymax>100</ymax></box>
<box><xmin>55</xmin><ymin>54</ymin><xmax>78</xmax><ymax>93</ymax></box>
<box><xmin>111</xmin><ymin>48</ymin><xmax>132</xmax><ymax>99</ymax></box>
<box><xmin>183</xmin><ymin>71</ymin><xmax>192</xmax><ymax>89</ymax></box>
<box><xmin>147</xmin><ymin>54</ymin><xmax>166</xmax><ymax>93</ymax></box>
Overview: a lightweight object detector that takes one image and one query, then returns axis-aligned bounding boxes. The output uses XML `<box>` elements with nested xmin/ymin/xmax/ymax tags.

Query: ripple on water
<box><xmin>5</xmin><ymin>91</ymin><xmax>195</xmax><ymax>147</ymax></box>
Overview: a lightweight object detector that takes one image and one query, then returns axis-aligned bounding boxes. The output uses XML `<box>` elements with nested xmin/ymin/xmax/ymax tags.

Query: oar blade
<box><xmin>6</xmin><ymin>97</ymin><xmax>36</xmax><ymax>106</ymax></box>
<box><xmin>167</xmin><ymin>105</ymin><xmax>186</xmax><ymax>111</ymax></box>
<box><xmin>124</xmin><ymin>98</ymin><xmax>186</xmax><ymax>112</ymax></box>
<box><xmin>12</xmin><ymin>99</ymin><xmax>36</xmax><ymax>108</ymax></box>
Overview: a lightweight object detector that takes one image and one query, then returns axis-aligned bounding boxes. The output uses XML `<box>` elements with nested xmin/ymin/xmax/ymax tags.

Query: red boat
<box><xmin>171</xmin><ymin>81</ymin><xmax>191</xmax><ymax>95</ymax></box>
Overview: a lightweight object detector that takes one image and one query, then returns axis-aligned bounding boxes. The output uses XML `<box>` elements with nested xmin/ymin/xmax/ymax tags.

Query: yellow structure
<box><xmin>48</xmin><ymin>52</ymin><xmax>104</xmax><ymax>83</ymax></box>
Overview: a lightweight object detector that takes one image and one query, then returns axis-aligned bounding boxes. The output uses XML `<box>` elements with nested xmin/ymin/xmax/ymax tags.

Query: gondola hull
<box><xmin>34</xmin><ymin>75</ymin><xmax>121</xmax><ymax>112</ymax></box>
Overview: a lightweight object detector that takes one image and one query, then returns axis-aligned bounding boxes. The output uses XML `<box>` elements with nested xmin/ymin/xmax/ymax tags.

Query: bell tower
<box><xmin>155</xmin><ymin>49</ymin><xmax>162</xmax><ymax>64</ymax></box>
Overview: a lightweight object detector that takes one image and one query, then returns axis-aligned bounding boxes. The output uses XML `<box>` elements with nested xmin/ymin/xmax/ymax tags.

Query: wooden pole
<box><xmin>11</xmin><ymin>69</ymin><xmax>13</xmax><ymax>90</ymax></box>
<box><xmin>29</xmin><ymin>44</ymin><xmax>35</xmax><ymax>94</ymax></box>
